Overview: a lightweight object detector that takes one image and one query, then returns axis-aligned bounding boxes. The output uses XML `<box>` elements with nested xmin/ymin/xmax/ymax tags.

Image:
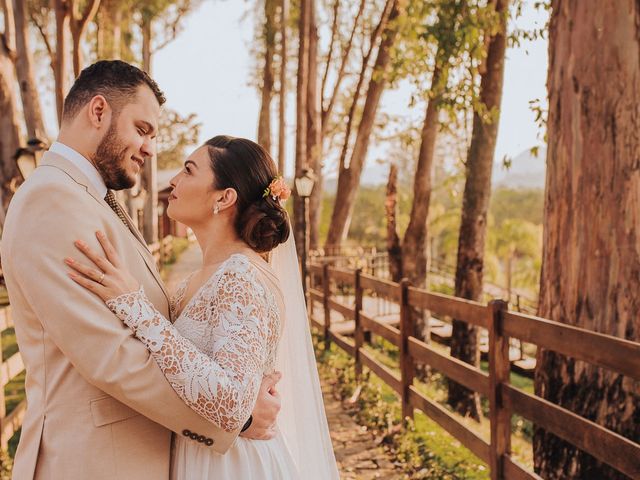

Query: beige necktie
<box><xmin>104</xmin><ymin>190</ymin><xmax>129</xmax><ymax>227</ymax></box>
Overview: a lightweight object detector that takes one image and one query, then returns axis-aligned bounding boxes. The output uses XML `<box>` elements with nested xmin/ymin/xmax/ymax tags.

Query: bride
<box><xmin>65</xmin><ymin>135</ymin><xmax>339</xmax><ymax>479</ymax></box>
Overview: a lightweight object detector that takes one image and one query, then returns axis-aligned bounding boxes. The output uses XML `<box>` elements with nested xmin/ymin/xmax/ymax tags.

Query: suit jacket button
<box><xmin>189</xmin><ymin>432</ymin><xmax>199</xmax><ymax>440</ymax></box>
<box><xmin>182</xmin><ymin>429</ymin><xmax>191</xmax><ymax>437</ymax></box>
<box><xmin>197</xmin><ymin>435</ymin><xmax>206</xmax><ymax>443</ymax></box>
<box><xmin>205</xmin><ymin>438</ymin><xmax>214</xmax><ymax>446</ymax></box>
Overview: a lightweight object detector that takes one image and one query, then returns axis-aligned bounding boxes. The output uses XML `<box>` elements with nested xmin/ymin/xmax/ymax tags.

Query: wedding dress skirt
<box><xmin>171</xmin><ymin>429</ymin><xmax>299</xmax><ymax>479</ymax></box>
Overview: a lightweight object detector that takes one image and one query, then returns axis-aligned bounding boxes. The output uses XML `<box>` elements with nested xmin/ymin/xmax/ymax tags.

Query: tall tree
<box><xmin>534</xmin><ymin>2</ymin><xmax>640</xmax><ymax>478</ymax></box>
<box><xmin>401</xmin><ymin>0</ymin><xmax>466</xmax><ymax>290</ymax></box>
<box><xmin>448</xmin><ymin>0</ymin><xmax>509</xmax><ymax>420</ymax></box>
<box><xmin>69</xmin><ymin>0</ymin><xmax>101</xmax><ymax>76</ymax></box>
<box><xmin>13</xmin><ymin>0</ymin><xmax>47</xmax><ymax>140</ymax></box>
<box><xmin>385</xmin><ymin>163</ymin><xmax>402</xmax><ymax>282</ymax></box>
<box><xmin>96</xmin><ymin>0</ymin><xmax>122</xmax><ymax>58</ymax></box>
<box><xmin>0</xmin><ymin>0</ymin><xmax>23</xmax><ymax>218</ymax></box>
<box><xmin>306</xmin><ymin>0</ymin><xmax>322</xmax><ymax>250</ymax></box>
<box><xmin>53</xmin><ymin>0</ymin><xmax>71</xmax><ymax>124</ymax></box>
<box><xmin>293</xmin><ymin>0</ymin><xmax>310</xmax><ymax>257</ymax></box>
<box><xmin>277</xmin><ymin>0</ymin><xmax>287</xmax><ymax>174</ymax></box>
<box><xmin>258</xmin><ymin>0</ymin><xmax>277</xmax><ymax>154</ymax></box>
<box><xmin>324</xmin><ymin>0</ymin><xmax>406</xmax><ymax>248</ymax></box>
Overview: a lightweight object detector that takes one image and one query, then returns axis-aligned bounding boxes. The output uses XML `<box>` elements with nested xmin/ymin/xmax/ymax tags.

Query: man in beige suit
<box><xmin>1</xmin><ymin>61</ymin><xmax>281</xmax><ymax>479</ymax></box>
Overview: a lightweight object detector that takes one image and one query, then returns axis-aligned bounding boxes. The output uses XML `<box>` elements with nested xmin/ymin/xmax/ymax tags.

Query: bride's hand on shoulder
<box><xmin>65</xmin><ymin>230</ymin><xmax>140</xmax><ymax>302</ymax></box>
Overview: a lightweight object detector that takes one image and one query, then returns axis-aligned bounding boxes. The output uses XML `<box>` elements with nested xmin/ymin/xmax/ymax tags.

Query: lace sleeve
<box><xmin>106</xmin><ymin>261</ymin><xmax>275</xmax><ymax>432</ymax></box>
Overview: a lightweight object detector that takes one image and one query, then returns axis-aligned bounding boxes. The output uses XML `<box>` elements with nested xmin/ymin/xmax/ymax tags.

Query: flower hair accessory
<box><xmin>263</xmin><ymin>176</ymin><xmax>291</xmax><ymax>202</ymax></box>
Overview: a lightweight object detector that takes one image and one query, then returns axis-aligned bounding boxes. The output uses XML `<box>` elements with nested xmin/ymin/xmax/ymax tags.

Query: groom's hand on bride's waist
<box><xmin>240</xmin><ymin>371</ymin><xmax>282</xmax><ymax>440</ymax></box>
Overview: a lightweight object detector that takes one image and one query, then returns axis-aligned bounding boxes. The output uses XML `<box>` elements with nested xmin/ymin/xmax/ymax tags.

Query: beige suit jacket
<box><xmin>1</xmin><ymin>152</ymin><xmax>239</xmax><ymax>480</ymax></box>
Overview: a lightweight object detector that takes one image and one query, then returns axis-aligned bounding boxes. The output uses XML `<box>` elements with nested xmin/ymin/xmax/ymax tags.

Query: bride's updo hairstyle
<box><xmin>204</xmin><ymin>135</ymin><xmax>291</xmax><ymax>253</ymax></box>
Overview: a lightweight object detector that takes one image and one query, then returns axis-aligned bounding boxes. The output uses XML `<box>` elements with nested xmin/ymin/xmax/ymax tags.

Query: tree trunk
<box><xmin>325</xmin><ymin>0</ymin><xmax>404</xmax><ymax>248</ymax></box>
<box><xmin>534</xmin><ymin>2</ymin><xmax>640</xmax><ymax>479</ymax></box>
<box><xmin>54</xmin><ymin>0</ymin><xmax>71</xmax><ymax>125</ymax></box>
<box><xmin>258</xmin><ymin>0</ymin><xmax>276</xmax><ymax>154</ymax></box>
<box><xmin>307</xmin><ymin>0</ymin><xmax>322</xmax><ymax>251</ymax></box>
<box><xmin>12</xmin><ymin>0</ymin><xmax>47</xmax><ymax>140</ymax></box>
<box><xmin>385</xmin><ymin>164</ymin><xmax>402</xmax><ymax>282</ymax></box>
<box><xmin>320</xmin><ymin>0</ymin><xmax>365</xmax><ymax>137</ymax></box>
<box><xmin>293</xmin><ymin>0</ymin><xmax>310</xmax><ymax>259</ymax></box>
<box><xmin>401</xmin><ymin>58</ymin><xmax>447</xmax><ymax>289</ymax></box>
<box><xmin>141</xmin><ymin>15</ymin><xmax>157</xmax><ymax>244</ymax></box>
<box><xmin>0</xmin><ymin>34</ymin><xmax>23</xmax><ymax>216</ymax></box>
<box><xmin>448</xmin><ymin>0</ymin><xmax>508</xmax><ymax>420</ymax></box>
<box><xmin>277</xmin><ymin>0</ymin><xmax>287</xmax><ymax>175</ymax></box>
<box><xmin>97</xmin><ymin>0</ymin><xmax>122</xmax><ymax>59</ymax></box>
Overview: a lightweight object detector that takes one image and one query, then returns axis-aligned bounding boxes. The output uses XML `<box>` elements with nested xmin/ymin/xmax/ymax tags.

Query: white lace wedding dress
<box><xmin>106</xmin><ymin>253</ymin><xmax>300</xmax><ymax>479</ymax></box>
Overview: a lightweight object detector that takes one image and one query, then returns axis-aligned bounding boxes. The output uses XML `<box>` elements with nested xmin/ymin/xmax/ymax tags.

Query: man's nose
<box><xmin>141</xmin><ymin>137</ymin><xmax>156</xmax><ymax>159</ymax></box>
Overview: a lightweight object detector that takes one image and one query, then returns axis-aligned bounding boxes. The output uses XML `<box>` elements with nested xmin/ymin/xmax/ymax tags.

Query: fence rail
<box><xmin>308</xmin><ymin>262</ymin><xmax>640</xmax><ymax>480</ymax></box>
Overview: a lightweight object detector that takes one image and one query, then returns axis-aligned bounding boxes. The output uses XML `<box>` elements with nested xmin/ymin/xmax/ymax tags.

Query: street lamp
<box><xmin>295</xmin><ymin>168</ymin><xmax>316</xmax><ymax>301</ymax></box>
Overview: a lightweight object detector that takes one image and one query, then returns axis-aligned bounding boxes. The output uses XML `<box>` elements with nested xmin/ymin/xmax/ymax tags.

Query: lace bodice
<box><xmin>106</xmin><ymin>254</ymin><xmax>282</xmax><ymax>433</ymax></box>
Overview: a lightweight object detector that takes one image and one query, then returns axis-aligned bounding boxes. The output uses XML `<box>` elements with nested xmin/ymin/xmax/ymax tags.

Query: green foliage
<box><xmin>316</xmin><ymin>335</ymin><xmax>491</xmax><ymax>479</ymax></box>
<box><xmin>157</xmin><ymin>109</ymin><xmax>202</xmax><ymax>170</ymax></box>
<box><xmin>489</xmin><ymin>187</ymin><xmax>544</xmax><ymax>228</ymax></box>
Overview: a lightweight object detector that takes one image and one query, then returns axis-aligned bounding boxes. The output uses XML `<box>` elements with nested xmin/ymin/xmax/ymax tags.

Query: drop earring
<box><xmin>213</xmin><ymin>203</ymin><xmax>220</xmax><ymax>215</ymax></box>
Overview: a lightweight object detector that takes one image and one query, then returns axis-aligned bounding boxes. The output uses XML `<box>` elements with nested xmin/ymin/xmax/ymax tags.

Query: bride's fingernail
<box><xmin>65</xmin><ymin>258</ymin><xmax>73</xmax><ymax>264</ymax></box>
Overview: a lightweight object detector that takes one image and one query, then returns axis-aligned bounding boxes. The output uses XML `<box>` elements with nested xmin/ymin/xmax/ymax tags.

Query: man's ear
<box><xmin>87</xmin><ymin>95</ymin><xmax>111</xmax><ymax>128</ymax></box>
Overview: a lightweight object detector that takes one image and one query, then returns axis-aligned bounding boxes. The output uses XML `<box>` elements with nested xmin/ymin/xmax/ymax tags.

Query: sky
<box><xmin>40</xmin><ymin>0</ymin><xmax>550</xmax><ymax>184</ymax></box>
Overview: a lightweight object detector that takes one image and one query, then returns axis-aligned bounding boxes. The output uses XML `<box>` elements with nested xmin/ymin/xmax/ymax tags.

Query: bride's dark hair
<box><xmin>204</xmin><ymin>135</ymin><xmax>290</xmax><ymax>253</ymax></box>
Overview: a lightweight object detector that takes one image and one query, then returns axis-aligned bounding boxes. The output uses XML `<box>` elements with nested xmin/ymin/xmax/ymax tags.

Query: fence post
<box><xmin>488</xmin><ymin>299</ymin><xmax>510</xmax><ymax>480</ymax></box>
<box><xmin>399</xmin><ymin>278</ymin><xmax>414</xmax><ymax>424</ymax></box>
<box><xmin>354</xmin><ymin>268</ymin><xmax>364</xmax><ymax>381</ymax></box>
<box><xmin>323</xmin><ymin>263</ymin><xmax>331</xmax><ymax>351</ymax></box>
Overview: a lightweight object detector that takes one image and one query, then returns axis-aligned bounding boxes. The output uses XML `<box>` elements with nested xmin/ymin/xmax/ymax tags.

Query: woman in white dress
<box><xmin>65</xmin><ymin>135</ymin><xmax>339</xmax><ymax>479</ymax></box>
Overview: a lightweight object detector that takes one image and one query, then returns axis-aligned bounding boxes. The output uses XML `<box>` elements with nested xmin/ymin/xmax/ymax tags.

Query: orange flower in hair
<box><xmin>263</xmin><ymin>176</ymin><xmax>291</xmax><ymax>202</ymax></box>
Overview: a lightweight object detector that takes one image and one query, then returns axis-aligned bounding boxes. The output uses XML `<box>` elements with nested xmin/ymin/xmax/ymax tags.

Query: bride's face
<box><xmin>167</xmin><ymin>146</ymin><xmax>219</xmax><ymax>226</ymax></box>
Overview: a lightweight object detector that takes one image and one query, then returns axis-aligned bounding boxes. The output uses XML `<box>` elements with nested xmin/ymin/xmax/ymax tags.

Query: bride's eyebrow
<box><xmin>184</xmin><ymin>160</ymin><xmax>198</xmax><ymax>169</ymax></box>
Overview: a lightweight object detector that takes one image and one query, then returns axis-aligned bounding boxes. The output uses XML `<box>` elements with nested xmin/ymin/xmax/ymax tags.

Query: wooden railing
<box><xmin>148</xmin><ymin>234</ymin><xmax>174</xmax><ymax>270</ymax></box>
<box><xmin>0</xmin><ymin>306</ymin><xmax>25</xmax><ymax>450</ymax></box>
<box><xmin>308</xmin><ymin>263</ymin><xmax>640</xmax><ymax>480</ymax></box>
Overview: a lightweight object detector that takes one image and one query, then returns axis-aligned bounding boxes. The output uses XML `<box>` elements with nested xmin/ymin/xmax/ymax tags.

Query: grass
<box><xmin>317</xmin><ymin>332</ymin><xmax>536</xmax><ymax>477</ymax></box>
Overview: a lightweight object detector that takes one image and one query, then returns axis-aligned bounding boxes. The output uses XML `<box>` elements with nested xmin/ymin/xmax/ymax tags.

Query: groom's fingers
<box><xmin>96</xmin><ymin>231</ymin><xmax>122</xmax><ymax>268</ymax></box>
<box><xmin>262</xmin><ymin>371</ymin><xmax>282</xmax><ymax>392</ymax></box>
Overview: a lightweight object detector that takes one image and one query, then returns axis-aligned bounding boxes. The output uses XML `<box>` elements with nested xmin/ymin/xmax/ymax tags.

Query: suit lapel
<box><xmin>39</xmin><ymin>152</ymin><xmax>171</xmax><ymax>306</ymax></box>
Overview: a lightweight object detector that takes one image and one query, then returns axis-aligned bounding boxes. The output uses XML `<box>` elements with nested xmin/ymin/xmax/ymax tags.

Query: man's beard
<box><xmin>92</xmin><ymin>122</ymin><xmax>136</xmax><ymax>191</ymax></box>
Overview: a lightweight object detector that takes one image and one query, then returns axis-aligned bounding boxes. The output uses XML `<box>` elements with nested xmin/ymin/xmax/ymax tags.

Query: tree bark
<box><xmin>258</xmin><ymin>0</ymin><xmax>276</xmax><ymax>154</ymax></box>
<box><xmin>534</xmin><ymin>2</ymin><xmax>640</xmax><ymax>479</ymax></box>
<box><xmin>96</xmin><ymin>0</ymin><xmax>122</xmax><ymax>59</ymax></box>
<box><xmin>385</xmin><ymin>164</ymin><xmax>402</xmax><ymax>282</ymax></box>
<box><xmin>53</xmin><ymin>0</ymin><xmax>71</xmax><ymax>125</ymax></box>
<box><xmin>277</xmin><ymin>0</ymin><xmax>287</xmax><ymax>175</ymax></box>
<box><xmin>0</xmin><ymin>33</ymin><xmax>23</xmax><ymax>217</ymax></box>
<box><xmin>69</xmin><ymin>0</ymin><xmax>101</xmax><ymax>77</ymax></box>
<box><xmin>320</xmin><ymin>0</ymin><xmax>365</xmax><ymax>137</ymax></box>
<box><xmin>325</xmin><ymin>0</ymin><xmax>405</xmax><ymax>248</ymax></box>
<box><xmin>293</xmin><ymin>0</ymin><xmax>310</xmax><ymax>259</ymax></box>
<box><xmin>141</xmin><ymin>14</ymin><xmax>157</xmax><ymax>244</ymax></box>
<box><xmin>448</xmin><ymin>0</ymin><xmax>508</xmax><ymax>420</ymax></box>
<box><xmin>307</xmin><ymin>0</ymin><xmax>322</xmax><ymax>251</ymax></box>
<box><xmin>12</xmin><ymin>0</ymin><xmax>46</xmax><ymax>140</ymax></box>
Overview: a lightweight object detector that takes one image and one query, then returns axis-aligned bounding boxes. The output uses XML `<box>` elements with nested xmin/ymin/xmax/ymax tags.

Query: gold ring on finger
<box><xmin>98</xmin><ymin>272</ymin><xmax>105</xmax><ymax>285</ymax></box>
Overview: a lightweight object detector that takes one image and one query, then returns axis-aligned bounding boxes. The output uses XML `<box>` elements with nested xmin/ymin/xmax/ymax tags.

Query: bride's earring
<box><xmin>213</xmin><ymin>203</ymin><xmax>220</xmax><ymax>215</ymax></box>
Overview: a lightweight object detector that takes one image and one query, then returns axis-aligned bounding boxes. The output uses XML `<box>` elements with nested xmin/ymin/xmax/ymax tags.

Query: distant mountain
<box><xmin>492</xmin><ymin>147</ymin><xmax>546</xmax><ymax>190</ymax></box>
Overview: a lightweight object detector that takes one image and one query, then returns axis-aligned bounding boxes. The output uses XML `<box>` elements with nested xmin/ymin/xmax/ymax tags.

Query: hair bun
<box><xmin>238</xmin><ymin>197</ymin><xmax>290</xmax><ymax>253</ymax></box>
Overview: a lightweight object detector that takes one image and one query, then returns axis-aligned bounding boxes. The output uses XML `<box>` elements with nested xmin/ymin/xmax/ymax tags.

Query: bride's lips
<box><xmin>168</xmin><ymin>192</ymin><xmax>177</xmax><ymax>201</ymax></box>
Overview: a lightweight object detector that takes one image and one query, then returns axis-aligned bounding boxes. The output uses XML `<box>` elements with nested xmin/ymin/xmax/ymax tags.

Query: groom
<box><xmin>1</xmin><ymin>60</ymin><xmax>281</xmax><ymax>479</ymax></box>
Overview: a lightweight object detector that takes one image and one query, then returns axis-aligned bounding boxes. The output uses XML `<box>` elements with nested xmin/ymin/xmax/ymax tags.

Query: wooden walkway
<box><xmin>165</xmin><ymin>243</ymin><xmax>406</xmax><ymax>479</ymax></box>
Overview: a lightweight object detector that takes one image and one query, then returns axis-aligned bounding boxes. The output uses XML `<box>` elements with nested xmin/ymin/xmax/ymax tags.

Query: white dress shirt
<box><xmin>49</xmin><ymin>142</ymin><xmax>108</xmax><ymax>198</ymax></box>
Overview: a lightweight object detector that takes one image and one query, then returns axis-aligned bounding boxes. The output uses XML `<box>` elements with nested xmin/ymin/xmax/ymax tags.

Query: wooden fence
<box><xmin>0</xmin><ymin>235</ymin><xmax>175</xmax><ymax>451</ymax></box>
<box><xmin>308</xmin><ymin>263</ymin><xmax>640</xmax><ymax>480</ymax></box>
